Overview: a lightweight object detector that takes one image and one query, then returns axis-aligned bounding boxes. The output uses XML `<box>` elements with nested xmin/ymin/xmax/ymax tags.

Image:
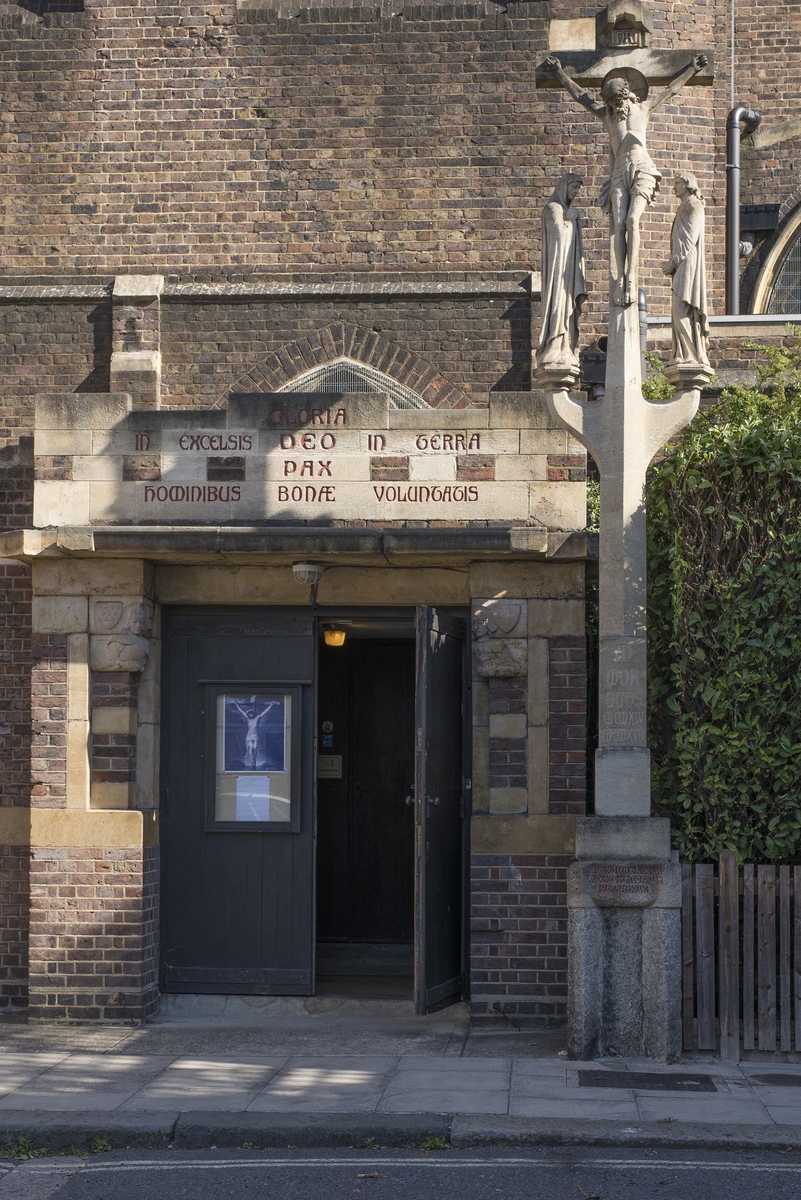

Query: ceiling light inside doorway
<box><xmin>323</xmin><ymin>624</ymin><xmax>346</xmax><ymax>647</ymax></box>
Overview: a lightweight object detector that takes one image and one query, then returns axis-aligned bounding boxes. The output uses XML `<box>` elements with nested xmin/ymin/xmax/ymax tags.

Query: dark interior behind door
<box><xmin>161</xmin><ymin>608</ymin><xmax>315</xmax><ymax>994</ymax></box>
<box><xmin>415</xmin><ymin>607</ymin><xmax>467</xmax><ymax>1014</ymax></box>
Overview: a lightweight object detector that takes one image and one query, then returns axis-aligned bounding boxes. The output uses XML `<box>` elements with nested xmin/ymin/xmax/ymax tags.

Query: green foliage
<box><xmin>0</xmin><ymin>1136</ymin><xmax>49</xmax><ymax>1160</ymax></box>
<box><xmin>586</xmin><ymin>479</ymin><xmax>600</xmax><ymax>531</ymax></box>
<box><xmin>648</xmin><ymin>340</ymin><xmax>801</xmax><ymax>862</ymax></box>
<box><xmin>417</xmin><ymin>1136</ymin><xmax>450</xmax><ymax>1150</ymax></box>
<box><xmin>642</xmin><ymin>351</ymin><xmax>675</xmax><ymax>402</ymax></box>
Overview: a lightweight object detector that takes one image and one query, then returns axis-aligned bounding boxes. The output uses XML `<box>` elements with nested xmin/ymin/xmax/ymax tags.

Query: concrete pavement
<box><xmin>3</xmin><ymin>1006</ymin><xmax>801</xmax><ymax>1151</ymax></box>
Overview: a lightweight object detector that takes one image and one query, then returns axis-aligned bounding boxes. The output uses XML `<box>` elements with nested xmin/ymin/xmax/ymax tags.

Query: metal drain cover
<box><xmin>578</xmin><ymin>1070</ymin><xmax>717</xmax><ymax>1092</ymax></box>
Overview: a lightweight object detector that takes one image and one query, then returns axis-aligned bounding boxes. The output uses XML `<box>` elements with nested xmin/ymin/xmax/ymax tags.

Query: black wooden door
<box><xmin>414</xmin><ymin>607</ymin><xmax>466</xmax><ymax>1014</ymax></box>
<box><xmin>161</xmin><ymin>608</ymin><xmax>316</xmax><ymax>994</ymax></box>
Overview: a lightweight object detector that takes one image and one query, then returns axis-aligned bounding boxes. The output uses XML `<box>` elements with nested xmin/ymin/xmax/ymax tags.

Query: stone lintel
<box><xmin>567</xmin><ymin>859</ymin><xmax>682</xmax><ymax>909</ymax></box>
<box><xmin>0</xmin><ymin>526</ymin><xmax>598</xmax><ymax>565</ymax></box>
<box><xmin>0</xmin><ymin>807</ymin><xmax>158</xmax><ymax>849</ymax></box>
<box><xmin>471</xmin><ymin>813</ymin><xmax>576</xmax><ymax>855</ymax></box>
<box><xmin>112</xmin><ymin>274</ymin><xmax>165</xmax><ymax>300</ymax></box>
<box><xmin>536</xmin><ymin>49</ymin><xmax>715</xmax><ymax>88</ymax></box>
<box><xmin>575</xmin><ymin>815</ymin><xmax>672</xmax><ymax>861</ymax></box>
<box><xmin>110</xmin><ymin>350</ymin><xmax>161</xmax><ymax>376</ymax></box>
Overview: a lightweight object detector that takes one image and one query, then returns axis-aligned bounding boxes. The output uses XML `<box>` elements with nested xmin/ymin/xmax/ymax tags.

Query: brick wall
<box><xmin>0</xmin><ymin>1</ymin><xmax>726</xmax><ymax>313</ymax></box>
<box><xmin>91</xmin><ymin>672</ymin><xmax>138</xmax><ymax>810</ymax></box>
<box><xmin>470</xmin><ymin>852</ymin><xmax>571</xmax><ymax>1026</ymax></box>
<box><xmin>488</xmin><ymin>678</ymin><xmax>527</xmax><ymax>790</ymax></box>
<box><xmin>0</xmin><ymin>844</ymin><xmax>29</xmax><ymax>1014</ymax></box>
<box><xmin>548</xmin><ymin>636</ymin><xmax>587</xmax><ymax>816</ymax></box>
<box><xmin>30</xmin><ymin>633</ymin><xmax>68</xmax><ymax>808</ymax></box>
<box><xmin>0</xmin><ymin>560</ymin><xmax>33</xmax><ymax>1013</ymax></box>
<box><xmin>28</xmin><ymin>843</ymin><xmax>159</xmax><ymax>1022</ymax></box>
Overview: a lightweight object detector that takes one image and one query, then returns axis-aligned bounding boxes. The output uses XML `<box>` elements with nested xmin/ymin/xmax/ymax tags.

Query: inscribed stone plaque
<box><xmin>598</xmin><ymin>636</ymin><xmax>647</xmax><ymax>747</ymax></box>
<box><xmin>567</xmin><ymin>860</ymin><xmax>681</xmax><ymax>909</ymax></box>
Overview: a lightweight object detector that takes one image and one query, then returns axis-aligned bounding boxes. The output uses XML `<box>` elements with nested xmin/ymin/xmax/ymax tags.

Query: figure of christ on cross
<box><xmin>542</xmin><ymin>53</ymin><xmax>708</xmax><ymax>307</ymax></box>
<box><xmin>232</xmin><ymin>696</ymin><xmax>279</xmax><ymax>769</ymax></box>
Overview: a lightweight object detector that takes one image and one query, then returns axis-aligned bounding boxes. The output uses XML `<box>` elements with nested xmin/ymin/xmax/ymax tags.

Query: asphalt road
<box><xmin>4</xmin><ymin>1148</ymin><xmax>801</xmax><ymax>1200</ymax></box>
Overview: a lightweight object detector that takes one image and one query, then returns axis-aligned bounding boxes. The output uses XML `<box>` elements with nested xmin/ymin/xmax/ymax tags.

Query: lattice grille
<box><xmin>768</xmin><ymin>237</ymin><xmax>801</xmax><ymax>314</ymax></box>
<box><xmin>278</xmin><ymin>358</ymin><xmax>430</xmax><ymax>409</ymax></box>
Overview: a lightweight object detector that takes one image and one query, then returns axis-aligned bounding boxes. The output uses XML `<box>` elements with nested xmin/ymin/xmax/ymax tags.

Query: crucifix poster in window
<box><xmin>214</xmin><ymin>691</ymin><xmax>293</xmax><ymax>823</ymax></box>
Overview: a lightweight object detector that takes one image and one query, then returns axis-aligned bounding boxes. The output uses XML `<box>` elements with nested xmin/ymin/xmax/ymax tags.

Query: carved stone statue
<box><xmin>541</xmin><ymin>53</ymin><xmax>708</xmax><ymax>307</ymax></box>
<box><xmin>89</xmin><ymin>596</ymin><xmax>154</xmax><ymax>673</ymax></box>
<box><xmin>662</xmin><ymin>172</ymin><xmax>710</xmax><ymax>369</ymax></box>
<box><xmin>535</xmin><ymin>173</ymin><xmax>588</xmax><ymax>379</ymax></box>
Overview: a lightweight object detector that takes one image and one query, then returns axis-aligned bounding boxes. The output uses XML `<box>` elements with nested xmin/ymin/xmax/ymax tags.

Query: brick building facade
<box><xmin>1</xmin><ymin>0</ymin><xmax>799</xmax><ymax>1025</ymax></box>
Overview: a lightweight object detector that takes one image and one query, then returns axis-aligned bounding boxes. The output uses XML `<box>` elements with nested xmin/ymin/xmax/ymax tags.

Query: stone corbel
<box><xmin>473</xmin><ymin>599</ymin><xmax>528</xmax><ymax>678</ymax></box>
<box><xmin>89</xmin><ymin>597</ymin><xmax>154</xmax><ymax>673</ymax></box>
<box><xmin>110</xmin><ymin>275</ymin><xmax>165</xmax><ymax>410</ymax></box>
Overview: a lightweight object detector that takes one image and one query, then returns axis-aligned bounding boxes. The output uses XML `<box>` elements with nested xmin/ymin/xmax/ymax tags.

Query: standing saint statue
<box><xmin>662</xmin><ymin>172</ymin><xmax>710</xmax><ymax>369</ymax></box>
<box><xmin>535</xmin><ymin>173</ymin><xmax>588</xmax><ymax>378</ymax></box>
<box><xmin>541</xmin><ymin>54</ymin><xmax>708</xmax><ymax>308</ymax></box>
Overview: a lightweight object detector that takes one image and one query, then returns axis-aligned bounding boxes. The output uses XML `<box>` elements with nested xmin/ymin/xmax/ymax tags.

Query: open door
<box><xmin>414</xmin><ymin>606</ymin><xmax>467</xmax><ymax>1014</ymax></box>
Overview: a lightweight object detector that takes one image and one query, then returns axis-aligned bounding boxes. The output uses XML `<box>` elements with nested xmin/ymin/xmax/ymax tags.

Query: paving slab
<box><xmin>119</xmin><ymin>1056</ymin><xmax>286</xmax><ymax>1112</ymax></box>
<box><xmin>110</xmin><ymin>1019</ymin><xmax>467</xmax><ymax>1060</ymax></box>
<box><xmin>0</xmin><ymin>1053</ymin><xmax>73</xmax><ymax>1098</ymax></box>
<box><xmin>378</xmin><ymin>1056</ymin><xmax>510</xmax><ymax>1115</ymax></box>
<box><xmin>248</xmin><ymin>1056</ymin><xmax>396</xmax><ymax>1113</ymax></box>
<box><xmin>764</xmin><ymin>1105</ymin><xmax>801</xmax><ymax>1124</ymax></box>
<box><xmin>0</xmin><ymin>1055</ymin><xmax>173</xmax><ymax>1112</ymax></box>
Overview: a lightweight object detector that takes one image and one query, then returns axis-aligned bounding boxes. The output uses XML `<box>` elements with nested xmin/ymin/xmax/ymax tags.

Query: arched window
<box><xmin>751</xmin><ymin>206</ymin><xmax>801</xmax><ymax>314</ymax></box>
<box><xmin>767</xmin><ymin>236</ymin><xmax>801</xmax><ymax>313</ymax></box>
<box><xmin>278</xmin><ymin>357</ymin><xmax>430</xmax><ymax>410</ymax></box>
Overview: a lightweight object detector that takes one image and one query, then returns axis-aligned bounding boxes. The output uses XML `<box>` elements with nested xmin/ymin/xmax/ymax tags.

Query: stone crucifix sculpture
<box><xmin>542</xmin><ymin>54</ymin><xmax>708</xmax><ymax>307</ymax></box>
<box><xmin>534</xmin><ymin>59</ymin><xmax>713</xmax><ymax>1060</ymax></box>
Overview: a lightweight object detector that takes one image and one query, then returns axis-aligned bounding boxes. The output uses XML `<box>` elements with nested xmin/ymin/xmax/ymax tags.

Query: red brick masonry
<box><xmin>470</xmin><ymin>853</ymin><xmax>572</xmax><ymax>1027</ymax></box>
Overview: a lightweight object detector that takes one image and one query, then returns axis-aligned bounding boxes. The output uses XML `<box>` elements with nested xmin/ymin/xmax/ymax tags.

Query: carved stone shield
<box><xmin>95</xmin><ymin>601</ymin><xmax>123</xmax><ymax>631</ymax></box>
<box><xmin>489</xmin><ymin>603</ymin><xmax>521</xmax><ymax>635</ymax></box>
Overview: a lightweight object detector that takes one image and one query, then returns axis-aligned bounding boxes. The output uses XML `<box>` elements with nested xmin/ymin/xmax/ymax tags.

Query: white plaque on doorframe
<box><xmin>317</xmin><ymin>755</ymin><xmax>343</xmax><ymax>779</ymax></box>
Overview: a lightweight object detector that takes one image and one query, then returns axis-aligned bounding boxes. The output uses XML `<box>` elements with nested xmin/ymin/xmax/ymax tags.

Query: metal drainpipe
<box><xmin>726</xmin><ymin>104</ymin><xmax>762</xmax><ymax>313</ymax></box>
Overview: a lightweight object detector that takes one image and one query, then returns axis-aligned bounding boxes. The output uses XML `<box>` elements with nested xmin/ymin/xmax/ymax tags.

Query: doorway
<box><xmin>160</xmin><ymin>605</ymin><xmax>468</xmax><ymax>1014</ymax></box>
<box><xmin>316</xmin><ymin>619</ymin><xmax>416</xmax><ymax>999</ymax></box>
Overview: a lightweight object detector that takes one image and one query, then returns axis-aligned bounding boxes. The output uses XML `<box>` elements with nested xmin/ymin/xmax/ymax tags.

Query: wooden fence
<box><xmin>681</xmin><ymin>851</ymin><xmax>801</xmax><ymax>1057</ymax></box>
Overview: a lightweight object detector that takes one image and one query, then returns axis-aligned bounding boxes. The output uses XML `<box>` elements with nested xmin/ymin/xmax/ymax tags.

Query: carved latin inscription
<box><xmin>599</xmin><ymin>636</ymin><xmax>647</xmax><ymax>747</ymax></box>
<box><xmin>587</xmin><ymin>862</ymin><xmax>666</xmax><ymax>907</ymax></box>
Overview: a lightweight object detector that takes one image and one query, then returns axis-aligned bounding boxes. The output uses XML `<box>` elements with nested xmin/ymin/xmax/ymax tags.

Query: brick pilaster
<box><xmin>28</xmin><ymin>843</ymin><xmax>159</xmax><ymax>1023</ymax></box>
<box><xmin>0</xmin><ymin>560</ymin><xmax>33</xmax><ymax>1013</ymax></box>
<box><xmin>548</xmin><ymin>637</ymin><xmax>587</xmax><ymax>815</ymax></box>
<box><xmin>30</xmin><ymin>633</ymin><xmax>68</xmax><ymax>807</ymax></box>
<box><xmin>470</xmin><ymin>852</ymin><xmax>571</xmax><ymax>1026</ymax></box>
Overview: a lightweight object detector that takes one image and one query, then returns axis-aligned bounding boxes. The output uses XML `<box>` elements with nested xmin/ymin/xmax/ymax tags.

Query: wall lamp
<box><xmin>323</xmin><ymin>624</ymin><xmax>347</xmax><ymax>648</ymax></box>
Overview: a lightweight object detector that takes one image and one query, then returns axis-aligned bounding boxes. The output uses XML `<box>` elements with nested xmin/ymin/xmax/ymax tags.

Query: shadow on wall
<box><xmin>16</xmin><ymin>1</ymin><xmax>84</xmax><ymax>13</ymax></box>
<box><xmin>77</xmin><ymin>304</ymin><xmax>112</xmax><ymax>394</ymax></box>
<box><xmin>490</xmin><ymin>298</ymin><xmax>532</xmax><ymax>392</ymax></box>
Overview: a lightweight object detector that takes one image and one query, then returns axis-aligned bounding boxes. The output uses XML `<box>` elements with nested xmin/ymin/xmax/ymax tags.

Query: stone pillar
<box><xmin>539</xmin><ymin>269</ymin><xmax>710</xmax><ymax>1061</ymax></box>
<box><xmin>109</xmin><ymin>275</ymin><xmax>164</xmax><ymax>409</ymax></box>
<box><xmin>567</xmin><ymin>817</ymin><xmax>681</xmax><ymax>1060</ymax></box>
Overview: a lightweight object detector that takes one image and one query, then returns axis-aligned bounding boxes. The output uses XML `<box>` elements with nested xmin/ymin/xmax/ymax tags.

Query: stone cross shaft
<box><xmin>545</xmin><ymin>307</ymin><xmax>702</xmax><ymax>814</ymax></box>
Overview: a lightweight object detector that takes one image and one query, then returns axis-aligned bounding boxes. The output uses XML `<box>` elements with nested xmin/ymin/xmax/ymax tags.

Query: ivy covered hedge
<box><xmin>647</xmin><ymin>343</ymin><xmax>801</xmax><ymax>863</ymax></box>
